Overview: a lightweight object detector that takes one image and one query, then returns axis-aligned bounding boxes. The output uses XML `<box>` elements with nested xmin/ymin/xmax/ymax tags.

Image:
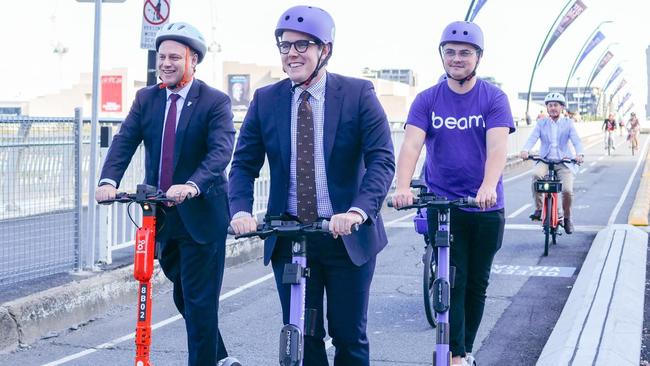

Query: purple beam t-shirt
<box><xmin>406</xmin><ymin>79</ymin><xmax>515</xmax><ymax>211</ymax></box>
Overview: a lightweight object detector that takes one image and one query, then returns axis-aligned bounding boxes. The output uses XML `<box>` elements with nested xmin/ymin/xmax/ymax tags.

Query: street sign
<box><xmin>140</xmin><ymin>0</ymin><xmax>171</xmax><ymax>50</ymax></box>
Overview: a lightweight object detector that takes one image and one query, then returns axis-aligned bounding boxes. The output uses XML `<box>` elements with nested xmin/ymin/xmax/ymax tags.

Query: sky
<box><xmin>3</xmin><ymin>0</ymin><xmax>650</xmax><ymax>118</ymax></box>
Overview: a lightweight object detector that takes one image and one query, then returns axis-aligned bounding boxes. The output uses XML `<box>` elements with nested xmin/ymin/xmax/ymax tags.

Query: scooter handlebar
<box><xmin>387</xmin><ymin>195</ymin><xmax>477</xmax><ymax>210</ymax></box>
<box><xmin>228</xmin><ymin>219</ymin><xmax>358</xmax><ymax>239</ymax></box>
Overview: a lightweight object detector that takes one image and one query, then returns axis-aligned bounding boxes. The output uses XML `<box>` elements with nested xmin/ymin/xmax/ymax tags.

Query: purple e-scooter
<box><xmin>231</xmin><ymin>215</ymin><xmax>336</xmax><ymax>366</ymax></box>
<box><xmin>390</xmin><ymin>181</ymin><xmax>477</xmax><ymax>366</ymax></box>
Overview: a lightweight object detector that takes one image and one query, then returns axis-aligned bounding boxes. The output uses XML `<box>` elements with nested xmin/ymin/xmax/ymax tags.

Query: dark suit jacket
<box><xmin>228</xmin><ymin>73</ymin><xmax>395</xmax><ymax>266</ymax></box>
<box><xmin>99</xmin><ymin>79</ymin><xmax>235</xmax><ymax>244</ymax></box>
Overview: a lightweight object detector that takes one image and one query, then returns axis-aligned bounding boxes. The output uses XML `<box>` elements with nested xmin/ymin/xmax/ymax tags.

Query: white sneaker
<box><xmin>465</xmin><ymin>353</ymin><xmax>477</xmax><ymax>366</ymax></box>
<box><xmin>217</xmin><ymin>357</ymin><xmax>242</xmax><ymax>366</ymax></box>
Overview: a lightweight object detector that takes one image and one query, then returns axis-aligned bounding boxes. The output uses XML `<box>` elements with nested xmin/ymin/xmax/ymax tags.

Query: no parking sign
<box><xmin>140</xmin><ymin>0</ymin><xmax>171</xmax><ymax>50</ymax></box>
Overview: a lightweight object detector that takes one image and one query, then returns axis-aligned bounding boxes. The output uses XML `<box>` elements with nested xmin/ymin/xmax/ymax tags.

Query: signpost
<box><xmin>141</xmin><ymin>0</ymin><xmax>171</xmax><ymax>86</ymax></box>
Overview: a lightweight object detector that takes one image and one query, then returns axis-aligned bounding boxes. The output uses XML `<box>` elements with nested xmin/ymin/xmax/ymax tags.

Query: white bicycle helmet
<box><xmin>155</xmin><ymin>22</ymin><xmax>207</xmax><ymax>63</ymax></box>
<box><xmin>544</xmin><ymin>92</ymin><xmax>566</xmax><ymax>106</ymax></box>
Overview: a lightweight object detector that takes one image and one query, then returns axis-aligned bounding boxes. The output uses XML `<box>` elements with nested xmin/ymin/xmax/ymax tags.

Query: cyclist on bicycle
<box><xmin>392</xmin><ymin>21</ymin><xmax>515</xmax><ymax>366</ymax></box>
<box><xmin>602</xmin><ymin>113</ymin><xmax>617</xmax><ymax>150</ymax></box>
<box><xmin>520</xmin><ymin>92</ymin><xmax>584</xmax><ymax>234</ymax></box>
<box><xmin>627</xmin><ymin>112</ymin><xmax>641</xmax><ymax>149</ymax></box>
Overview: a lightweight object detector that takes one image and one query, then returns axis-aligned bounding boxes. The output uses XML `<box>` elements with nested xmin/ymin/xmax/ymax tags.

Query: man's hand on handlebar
<box><xmin>475</xmin><ymin>184</ymin><xmax>497</xmax><ymax>210</ymax></box>
<box><xmin>329</xmin><ymin>212</ymin><xmax>362</xmax><ymax>239</ymax></box>
<box><xmin>390</xmin><ymin>187</ymin><xmax>415</xmax><ymax>209</ymax></box>
<box><xmin>166</xmin><ymin>184</ymin><xmax>198</xmax><ymax>205</ymax></box>
<box><xmin>519</xmin><ymin>150</ymin><xmax>529</xmax><ymax>160</ymax></box>
<box><xmin>229</xmin><ymin>215</ymin><xmax>258</xmax><ymax>236</ymax></box>
<box><xmin>574</xmin><ymin>155</ymin><xmax>584</xmax><ymax>164</ymax></box>
<box><xmin>95</xmin><ymin>184</ymin><xmax>117</xmax><ymax>203</ymax></box>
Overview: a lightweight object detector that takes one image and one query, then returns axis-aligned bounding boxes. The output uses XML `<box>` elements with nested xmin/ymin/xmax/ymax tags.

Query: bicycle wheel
<box><xmin>422</xmin><ymin>244</ymin><xmax>437</xmax><ymax>328</ymax></box>
<box><xmin>607</xmin><ymin>138</ymin><xmax>612</xmax><ymax>156</ymax></box>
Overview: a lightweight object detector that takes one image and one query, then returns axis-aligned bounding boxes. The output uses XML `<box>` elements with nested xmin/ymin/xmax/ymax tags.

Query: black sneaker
<box><xmin>529</xmin><ymin>210</ymin><xmax>542</xmax><ymax>221</ymax></box>
<box><xmin>564</xmin><ymin>218</ymin><xmax>574</xmax><ymax>234</ymax></box>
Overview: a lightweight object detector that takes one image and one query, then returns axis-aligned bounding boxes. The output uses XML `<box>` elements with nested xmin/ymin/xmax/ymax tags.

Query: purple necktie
<box><xmin>296</xmin><ymin>90</ymin><xmax>318</xmax><ymax>223</ymax></box>
<box><xmin>159</xmin><ymin>93</ymin><xmax>180</xmax><ymax>192</ymax></box>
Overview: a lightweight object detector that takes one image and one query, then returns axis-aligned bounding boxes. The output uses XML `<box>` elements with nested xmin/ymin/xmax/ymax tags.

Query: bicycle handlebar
<box><xmin>526</xmin><ymin>155</ymin><xmax>579</xmax><ymax>165</ymax></box>
<box><xmin>387</xmin><ymin>195</ymin><xmax>478</xmax><ymax>210</ymax></box>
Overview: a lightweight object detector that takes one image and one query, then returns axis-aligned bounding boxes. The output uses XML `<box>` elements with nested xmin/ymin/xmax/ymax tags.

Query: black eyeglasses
<box><xmin>277</xmin><ymin>40</ymin><xmax>318</xmax><ymax>54</ymax></box>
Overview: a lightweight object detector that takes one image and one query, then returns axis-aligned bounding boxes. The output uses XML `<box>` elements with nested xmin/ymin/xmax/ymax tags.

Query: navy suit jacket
<box><xmin>99</xmin><ymin>79</ymin><xmax>236</xmax><ymax>244</ymax></box>
<box><xmin>228</xmin><ymin>73</ymin><xmax>395</xmax><ymax>266</ymax></box>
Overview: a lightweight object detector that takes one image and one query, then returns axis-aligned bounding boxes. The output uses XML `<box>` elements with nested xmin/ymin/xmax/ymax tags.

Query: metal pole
<box><xmin>563</xmin><ymin>21</ymin><xmax>612</xmax><ymax>95</ymax></box>
<box><xmin>464</xmin><ymin>0</ymin><xmax>478</xmax><ymax>21</ymax></box>
<box><xmin>74</xmin><ymin>108</ymin><xmax>83</xmax><ymax>272</ymax></box>
<box><xmin>525</xmin><ymin>0</ymin><xmax>573</xmax><ymax>122</ymax></box>
<box><xmin>576</xmin><ymin>77</ymin><xmax>581</xmax><ymax>116</ymax></box>
<box><xmin>86</xmin><ymin>0</ymin><xmax>102</xmax><ymax>270</ymax></box>
<box><xmin>147</xmin><ymin>50</ymin><xmax>157</xmax><ymax>86</ymax></box>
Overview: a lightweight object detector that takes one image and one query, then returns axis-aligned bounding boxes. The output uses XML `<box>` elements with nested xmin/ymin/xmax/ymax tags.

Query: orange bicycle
<box><xmin>528</xmin><ymin>156</ymin><xmax>578</xmax><ymax>256</ymax></box>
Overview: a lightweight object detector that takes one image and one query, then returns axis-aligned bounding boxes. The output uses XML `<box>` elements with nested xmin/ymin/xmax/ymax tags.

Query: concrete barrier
<box><xmin>536</xmin><ymin>225</ymin><xmax>647</xmax><ymax>366</ymax></box>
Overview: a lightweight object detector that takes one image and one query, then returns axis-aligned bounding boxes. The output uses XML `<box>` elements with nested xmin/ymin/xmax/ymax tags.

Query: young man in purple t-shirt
<box><xmin>392</xmin><ymin>21</ymin><xmax>515</xmax><ymax>366</ymax></box>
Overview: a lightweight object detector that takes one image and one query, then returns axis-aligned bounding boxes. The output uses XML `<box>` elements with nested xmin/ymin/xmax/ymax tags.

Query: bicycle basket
<box><xmin>535</xmin><ymin>180</ymin><xmax>562</xmax><ymax>193</ymax></box>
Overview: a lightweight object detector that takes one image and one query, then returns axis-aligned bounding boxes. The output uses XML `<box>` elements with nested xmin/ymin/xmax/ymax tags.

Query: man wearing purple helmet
<box><xmin>228</xmin><ymin>5</ymin><xmax>395</xmax><ymax>366</ymax></box>
<box><xmin>392</xmin><ymin>21</ymin><xmax>515</xmax><ymax>366</ymax></box>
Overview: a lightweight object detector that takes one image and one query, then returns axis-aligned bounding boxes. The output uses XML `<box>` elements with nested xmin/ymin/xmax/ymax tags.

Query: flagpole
<box><xmin>525</xmin><ymin>0</ymin><xmax>573</xmax><ymax>124</ymax></box>
<box><xmin>465</xmin><ymin>0</ymin><xmax>477</xmax><ymax>21</ymax></box>
<box><xmin>563</xmin><ymin>20</ymin><xmax>612</xmax><ymax>95</ymax></box>
<box><xmin>586</xmin><ymin>43</ymin><xmax>618</xmax><ymax>89</ymax></box>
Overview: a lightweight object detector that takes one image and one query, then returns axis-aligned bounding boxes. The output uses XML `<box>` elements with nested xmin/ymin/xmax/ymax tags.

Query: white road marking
<box><xmin>507</xmin><ymin>203</ymin><xmax>532</xmax><ymax>219</ymax></box>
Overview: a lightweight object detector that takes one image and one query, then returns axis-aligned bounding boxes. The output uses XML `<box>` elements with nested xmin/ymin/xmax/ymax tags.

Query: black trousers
<box><xmin>271</xmin><ymin>235</ymin><xmax>376</xmax><ymax>366</ymax></box>
<box><xmin>448</xmin><ymin>208</ymin><xmax>505</xmax><ymax>357</ymax></box>
<box><xmin>158</xmin><ymin>207</ymin><xmax>228</xmax><ymax>366</ymax></box>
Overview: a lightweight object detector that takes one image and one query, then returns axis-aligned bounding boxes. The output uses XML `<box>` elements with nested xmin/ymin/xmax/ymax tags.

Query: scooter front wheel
<box><xmin>423</xmin><ymin>245</ymin><xmax>438</xmax><ymax>328</ymax></box>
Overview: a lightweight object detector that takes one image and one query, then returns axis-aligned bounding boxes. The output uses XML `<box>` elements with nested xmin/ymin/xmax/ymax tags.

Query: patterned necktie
<box><xmin>296</xmin><ymin>90</ymin><xmax>318</xmax><ymax>223</ymax></box>
<box><xmin>159</xmin><ymin>93</ymin><xmax>180</xmax><ymax>192</ymax></box>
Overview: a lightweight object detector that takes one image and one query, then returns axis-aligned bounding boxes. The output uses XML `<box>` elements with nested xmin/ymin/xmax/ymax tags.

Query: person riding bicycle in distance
<box><xmin>602</xmin><ymin>113</ymin><xmax>617</xmax><ymax>150</ymax></box>
<box><xmin>520</xmin><ymin>92</ymin><xmax>584</xmax><ymax>234</ymax></box>
<box><xmin>627</xmin><ymin>111</ymin><xmax>641</xmax><ymax>149</ymax></box>
<box><xmin>392</xmin><ymin>20</ymin><xmax>515</xmax><ymax>366</ymax></box>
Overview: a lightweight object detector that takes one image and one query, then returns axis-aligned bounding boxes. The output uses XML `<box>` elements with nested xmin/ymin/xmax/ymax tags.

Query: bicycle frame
<box><xmin>539</xmin><ymin>167</ymin><xmax>561</xmax><ymax>232</ymax></box>
<box><xmin>389</xmin><ymin>194</ymin><xmax>476</xmax><ymax>366</ymax></box>
<box><xmin>100</xmin><ymin>184</ymin><xmax>173</xmax><ymax>366</ymax></box>
<box><xmin>529</xmin><ymin>156</ymin><xmax>577</xmax><ymax>256</ymax></box>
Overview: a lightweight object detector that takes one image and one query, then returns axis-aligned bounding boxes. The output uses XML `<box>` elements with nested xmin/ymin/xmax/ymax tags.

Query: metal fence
<box><xmin>0</xmin><ymin>115</ymin><xmax>82</xmax><ymax>286</ymax></box>
<box><xmin>1</xmin><ymin>113</ymin><xmax>598</xmax><ymax>287</ymax></box>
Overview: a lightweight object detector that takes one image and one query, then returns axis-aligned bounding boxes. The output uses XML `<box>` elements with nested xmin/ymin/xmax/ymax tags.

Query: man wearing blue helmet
<box><xmin>392</xmin><ymin>21</ymin><xmax>515</xmax><ymax>365</ymax></box>
<box><xmin>228</xmin><ymin>5</ymin><xmax>395</xmax><ymax>365</ymax></box>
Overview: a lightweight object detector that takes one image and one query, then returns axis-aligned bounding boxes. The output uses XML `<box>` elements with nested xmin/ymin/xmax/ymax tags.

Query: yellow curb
<box><xmin>628</xmin><ymin>148</ymin><xmax>650</xmax><ymax>225</ymax></box>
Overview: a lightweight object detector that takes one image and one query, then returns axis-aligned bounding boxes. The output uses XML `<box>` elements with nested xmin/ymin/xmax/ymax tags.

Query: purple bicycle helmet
<box><xmin>439</xmin><ymin>21</ymin><xmax>484</xmax><ymax>53</ymax></box>
<box><xmin>274</xmin><ymin>5</ymin><xmax>335</xmax><ymax>45</ymax></box>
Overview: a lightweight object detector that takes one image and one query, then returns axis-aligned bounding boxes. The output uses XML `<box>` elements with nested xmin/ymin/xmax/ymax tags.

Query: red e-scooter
<box><xmin>101</xmin><ymin>184</ymin><xmax>172</xmax><ymax>366</ymax></box>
